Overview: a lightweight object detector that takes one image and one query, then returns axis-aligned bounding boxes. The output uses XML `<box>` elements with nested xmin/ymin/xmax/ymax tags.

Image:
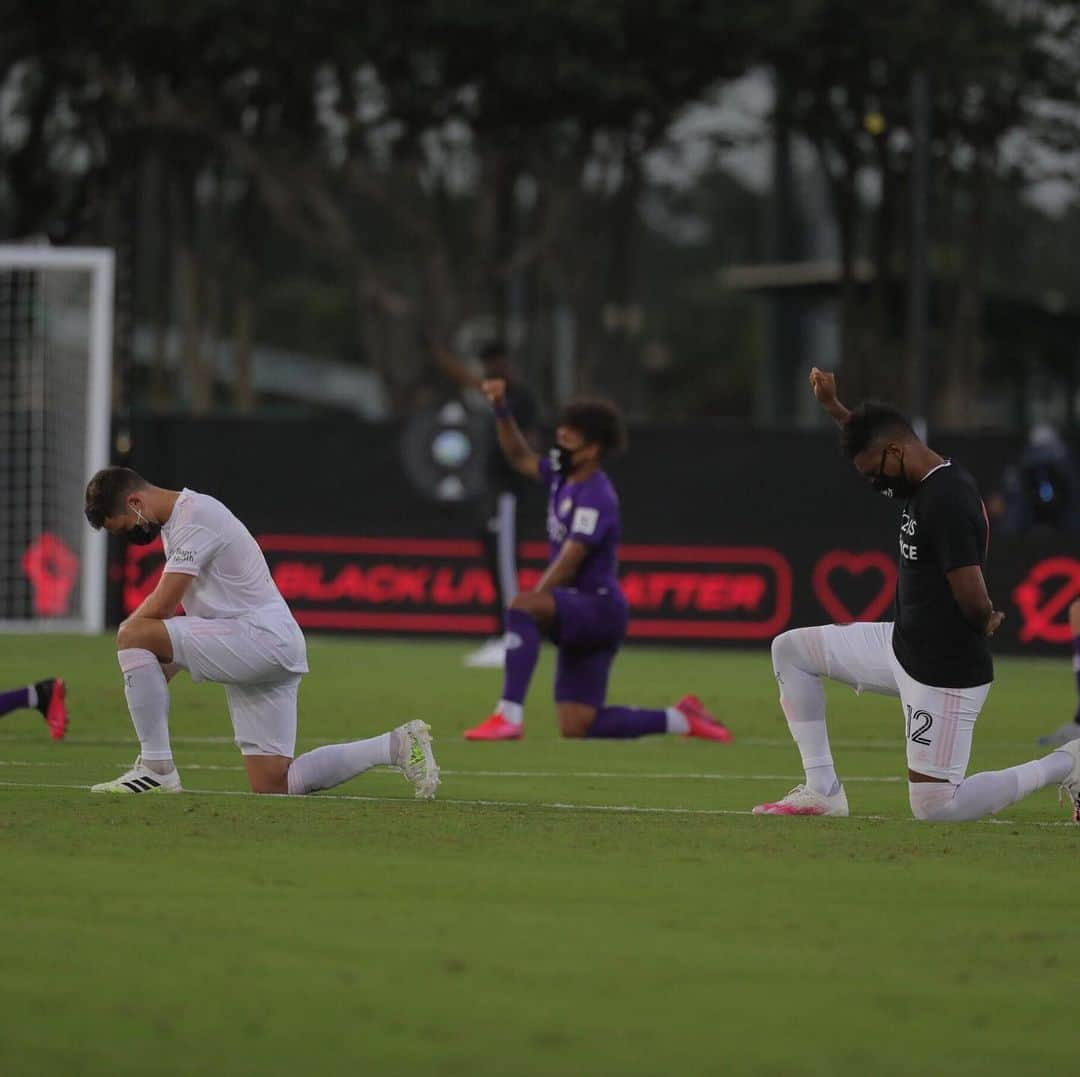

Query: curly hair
<box><xmin>557</xmin><ymin>398</ymin><xmax>628</xmax><ymax>456</ymax></box>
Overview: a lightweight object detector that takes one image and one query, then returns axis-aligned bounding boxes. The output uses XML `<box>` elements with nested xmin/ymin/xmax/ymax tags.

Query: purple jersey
<box><xmin>538</xmin><ymin>457</ymin><xmax>622</xmax><ymax>596</ymax></box>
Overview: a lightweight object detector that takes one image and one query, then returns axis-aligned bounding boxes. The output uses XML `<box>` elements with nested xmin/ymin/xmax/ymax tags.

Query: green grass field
<box><xmin>0</xmin><ymin>634</ymin><xmax>1076</xmax><ymax>1076</ymax></box>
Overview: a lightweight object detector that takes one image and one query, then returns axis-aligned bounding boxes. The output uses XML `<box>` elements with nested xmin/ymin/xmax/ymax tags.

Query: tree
<box><xmin>765</xmin><ymin>0</ymin><xmax>1080</xmax><ymax>420</ymax></box>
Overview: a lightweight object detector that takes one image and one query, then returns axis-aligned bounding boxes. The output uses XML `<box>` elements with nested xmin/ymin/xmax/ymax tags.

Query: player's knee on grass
<box><xmin>244</xmin><ymin>755</ymin><xmax>291</xmax><ymax>795</ymax></box>
<box><xmin>908</xmin><ymin>781</ymin><xmax>957</xmax><ymax>821</ymax></box>
<box><xmin>557</xmin><ymin>703</ymin><xmax>595</xmax><ymax>738</ymax></box>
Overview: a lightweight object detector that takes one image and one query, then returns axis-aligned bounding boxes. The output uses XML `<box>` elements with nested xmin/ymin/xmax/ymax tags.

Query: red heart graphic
<box><xmin>812</xmin><ymin>550</ymin><xmax>897</xmax><ymax>623</ymax></box>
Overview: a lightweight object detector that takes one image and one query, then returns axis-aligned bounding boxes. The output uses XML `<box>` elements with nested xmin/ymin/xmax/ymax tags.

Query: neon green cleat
<box><xmin>393</xmin><ymin>720</ymin><xmax>440</xmax><ymax>800</ymax></box>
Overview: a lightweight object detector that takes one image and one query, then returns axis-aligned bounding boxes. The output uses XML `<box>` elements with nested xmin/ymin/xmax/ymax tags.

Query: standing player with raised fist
<box><xmin>754</xmin><ymin>368</ymin><xmax>1080</xmax><ymax>822</ymax></box>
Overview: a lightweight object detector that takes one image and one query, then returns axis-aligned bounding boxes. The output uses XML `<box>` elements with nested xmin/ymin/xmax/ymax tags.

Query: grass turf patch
<box><xmin>0</xmin><ymin>634</ymin><xmax>1075</xmax><ymax>1076</ymax></box>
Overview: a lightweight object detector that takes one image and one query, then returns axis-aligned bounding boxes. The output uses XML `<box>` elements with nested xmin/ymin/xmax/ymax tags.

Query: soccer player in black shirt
<box><xmin>427</xmin><ymin>335</ymin><xmax>538</xmax><ymax>668</ymax></box>
<box><xmin>754</xmin><ymin>369</ymin><xmax>1080</xmax><ymax>822</ymax></box>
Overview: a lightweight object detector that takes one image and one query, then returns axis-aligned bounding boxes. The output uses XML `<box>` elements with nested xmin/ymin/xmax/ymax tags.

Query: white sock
<box><xmin>665</xmin><ymin>707</ymin><xmax>689</xmax><ymax>734</ymax></box>
<box><xmin>497</xmin><ymin>700</ymin><xmax>524</xmax><ymax>726</ymax></box>
<box><xmin>26</xmin><ymin>685</ymin><xmax>38</xmax><ymax>709</ymax></box>
<box><xmin>910</xmin><ymin>750</ymin><xmax>1073</xmax><ymax>821</ymax></box>
<box><xmin>118</xmin><ymin>649</ymin><xmax>174</xmax><ymax>770</ymax></box>
<box><xmin>772</xmin><ymin>629</ymin><xmax>839</xmax><ymax>796</ymax></box>
<box><xmin>286</xmin><ymin>733</ymin><xmax>393</xmax><ymax>795</ymax></box>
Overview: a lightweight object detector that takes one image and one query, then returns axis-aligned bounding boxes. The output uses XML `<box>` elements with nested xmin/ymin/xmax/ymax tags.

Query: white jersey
<box><xmin>161</xmin><ymin>489</ymin><xmax>307</xmax><ymax>674</ymax></box>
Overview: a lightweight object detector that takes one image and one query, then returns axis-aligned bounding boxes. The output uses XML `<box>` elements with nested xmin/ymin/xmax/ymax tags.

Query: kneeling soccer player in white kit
<box><xmin>83</xmin><ymin>467</ymin><xmax>439</xmax><ymax>799</ymax></box>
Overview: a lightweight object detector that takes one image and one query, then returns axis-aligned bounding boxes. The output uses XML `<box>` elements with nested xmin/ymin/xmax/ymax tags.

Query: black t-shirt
<box><xmin>891</xmin><ymin>461</ymin><xmax>993</xmax><ymax>688</ymax></box>
<box><xmin>485</xmin><ymin>381</ymin><xmax>537</xmax><ymax>495</ymax></box>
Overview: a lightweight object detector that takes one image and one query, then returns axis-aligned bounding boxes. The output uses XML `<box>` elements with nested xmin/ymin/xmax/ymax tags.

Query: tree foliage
<box><xmin>2</xmin><ymin>1</ymin><xmax>1078</xmax><ymax>421</ymax></box>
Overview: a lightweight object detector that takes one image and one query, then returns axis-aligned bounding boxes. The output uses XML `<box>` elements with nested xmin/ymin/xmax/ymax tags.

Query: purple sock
<box><xmin>1073</xmin><ymin>635</ymin><xmax>1080</xmax><ymax>723</ymax></box>
<box><xmin>586</xmin><ymin>705</ymin><xmax>667</xmax><ymax>739</ymax></box>
<box><xmin>501</xmin><ymin>609</ymin><xmax>541</xmax><ymax>705</ymax></box>
<box><xmin>0</xmin><ymin>686</ymin><xmax>31</xmax><ymax>718</ymax></box>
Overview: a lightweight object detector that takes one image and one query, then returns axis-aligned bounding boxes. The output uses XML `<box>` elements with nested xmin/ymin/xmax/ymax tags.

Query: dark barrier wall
<box><xmin>117</xmin><ymin>416</ymin><xmax>1080</xmax><ymax>656</ymax></box>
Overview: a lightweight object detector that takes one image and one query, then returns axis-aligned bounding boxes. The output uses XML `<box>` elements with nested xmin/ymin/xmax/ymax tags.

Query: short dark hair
<box><xmin>558</xmin><ymin>398</ymin><xmax>628</xmax><ymax>456</ymax></box>
<box><xmin>840</xmin><ymin>402</ymin><xmax>915</xmax><ymax>460</ymax></box>
<box><xmin>478</xmin><ymin>340</ymin><xmax>507</xmax><ymax>362</ymax></box>
<box><xmin>84</xmin><ymin>467</ymin><xmax>147</xmax><ymax>529</ymax></box>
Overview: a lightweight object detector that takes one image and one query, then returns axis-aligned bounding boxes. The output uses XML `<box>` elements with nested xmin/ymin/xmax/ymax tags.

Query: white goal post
<box><xmin>0</xmin><ymin>245</ymin><xmax>114</xmax><ymax>634</ymax></box>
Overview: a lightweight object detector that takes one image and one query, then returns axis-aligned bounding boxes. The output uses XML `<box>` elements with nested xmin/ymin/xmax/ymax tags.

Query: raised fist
<box><xmin>482</xmin><ymin>378</ymin><xmax>507</xmax><ymax>407</ymax></box>
<box><xmin>809</xmin><ymin>367</ymin><xmax>838</xmax><ymax>407</ymax></box>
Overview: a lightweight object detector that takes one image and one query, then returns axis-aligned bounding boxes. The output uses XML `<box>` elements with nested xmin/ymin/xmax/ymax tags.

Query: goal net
<box><xmin>0</xmin><ymin>246</ymin><xmax>113</xmax><ymax>633</ymax></box>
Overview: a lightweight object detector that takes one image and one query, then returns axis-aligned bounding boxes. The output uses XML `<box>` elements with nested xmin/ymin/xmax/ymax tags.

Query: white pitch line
<box><xmin>0</xmin><ymin>732</ymin><xmax>1056</xmax><ymax>754</ymax></box>
<box><xmin>0</xmin><ymin>778</ymin><xmax>1076</xmax><ymax>828</ymax></box>
<box><xmin>449</xmin><ymin>769</ymin><xmax>907</xmax><ymax>783</ymax></box>
<box><xmin>0</xmin><ymin>759</ymin><xmax>905</xmax><ymax>781</ymax></box>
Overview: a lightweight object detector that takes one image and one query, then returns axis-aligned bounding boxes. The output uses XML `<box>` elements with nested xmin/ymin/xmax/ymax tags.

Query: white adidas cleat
<box><xmin>463</xmin><ymin>637</ymin><xmax>507</xmax><ymax>669</ymax></box>
<box><xmin>393</xmin><ymin>720</ymin><xmax>440</xmax><ymax>800</ymax></box>
<box><xmin>91</xmin><ymin>756</ymin><xmax>182</xmax><ymax>794</ymax></box>
<box><xmin>1058</xmin><ymin>739</ymin><xmax>1080</xmax><ymax>823</ymax></box>
<box><xmin>752</xmin><ymin>783</ymin><xmax>849</xmax><ymax>817</ymax></box>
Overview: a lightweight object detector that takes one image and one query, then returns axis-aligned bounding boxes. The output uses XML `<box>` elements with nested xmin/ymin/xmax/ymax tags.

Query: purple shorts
<box><xmin>550</xmin><ymin>588</ymin><xmax>629</xmax><ymax>707</ymax></box>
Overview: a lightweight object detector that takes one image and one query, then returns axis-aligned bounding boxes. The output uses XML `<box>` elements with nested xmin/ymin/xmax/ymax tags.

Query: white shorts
<box><xmin>165</xmin><ymin>615</ymin><xmax>307</xmax><ymax>758</ymax></box>
<box><xmin>814</xmin><ymin>621</ymin><xmax>990</xmax><ymax>783</ymax></box>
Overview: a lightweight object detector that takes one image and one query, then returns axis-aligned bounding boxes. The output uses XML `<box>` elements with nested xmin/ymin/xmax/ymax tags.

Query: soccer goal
<box><xmin>0</xmin><ymin>246</ymin><xmax>113</xmax><ymax>633</ymax></box>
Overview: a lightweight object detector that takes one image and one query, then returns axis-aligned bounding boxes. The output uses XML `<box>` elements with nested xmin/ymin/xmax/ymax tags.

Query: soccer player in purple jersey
<box><xmin>463</xmin><ymin>379</ymin><xmax>731</xmax><ymax>742</ymax></box>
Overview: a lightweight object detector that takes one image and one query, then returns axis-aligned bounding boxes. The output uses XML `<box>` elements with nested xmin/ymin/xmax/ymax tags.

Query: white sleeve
<box><xmin>164</xmin><ymin>523</ymin><xmax>221</xmax><ymax>577</ymax></box>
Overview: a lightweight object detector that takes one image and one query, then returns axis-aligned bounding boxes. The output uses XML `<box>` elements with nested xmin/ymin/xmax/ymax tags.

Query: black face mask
<box><xmin>871</xmin><ymin>446</ymin><xmax>919</xmax><ymax>500</ymax></box>
<box><xmin>127</xmin><ymin>508</ymin><xmax>162</xmax><ymax>545</ymax></box>
<box><xmin>549</xmin><ymin>444</ymin><xmax>578</xmax><ymax>476</ymax></box>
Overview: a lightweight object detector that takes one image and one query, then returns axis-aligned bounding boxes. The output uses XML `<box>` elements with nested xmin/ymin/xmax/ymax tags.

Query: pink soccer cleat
<box><xmin>464</xmin><ymin>714</ymin><xmax>523</xmax><ymax>741</ymax></box>
<box><xmin>38</xmin><ymin>678</ymin><xmax>68</xmax><ymax>741</ymax></box>
<box><xmin>752</xmin><ymin>784</ymin><xmax>849</xmax><ymax>817</ymax></box>
<box><xmin>675</xmin><ymin>694</ymin><xmax>733</xmax><ymax>742</ymax></box>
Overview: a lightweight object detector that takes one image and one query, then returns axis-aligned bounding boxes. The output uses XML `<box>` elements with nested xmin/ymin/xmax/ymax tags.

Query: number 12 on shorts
<box><xmin>906</xmin><ymin>705</ymin><xmax>934</xmax><ymax>746</ymax></box>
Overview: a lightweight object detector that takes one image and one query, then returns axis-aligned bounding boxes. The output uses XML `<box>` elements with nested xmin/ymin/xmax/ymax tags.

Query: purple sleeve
<box><xmin>567</xmin><ymin>488</ymin><xmax>615</xmax><ymax>548</ymax></box>
<box><xmin>538</xmin><ymin>456</ymin><xmax>554</xmax><ymax>484</ymax></box>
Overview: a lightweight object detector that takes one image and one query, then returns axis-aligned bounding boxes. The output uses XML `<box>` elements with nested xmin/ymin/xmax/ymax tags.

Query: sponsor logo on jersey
<box><xmin>571</xmin><ymin>507</ymin><xmax>600</xmax><ymax>536</ymax></box>
<box><xmin>899</xmin><ymin>511</ymin><xmax>918</xmax><ymax>561</ymax></box>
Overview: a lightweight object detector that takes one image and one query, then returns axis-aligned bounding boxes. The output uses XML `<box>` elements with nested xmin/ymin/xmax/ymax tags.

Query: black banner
<box><xmin>116</xmin><ymin>416</ymin><xmax>1080</xmax><ymax>655</ymax></box>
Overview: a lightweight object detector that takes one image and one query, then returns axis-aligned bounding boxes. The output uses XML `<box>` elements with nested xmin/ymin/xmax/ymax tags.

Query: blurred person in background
<box><xmin>427</xmin><ymin>334</ymin><xmax>538</xmax><ymax>668</ymax></box>
<box><xmin>1037</xmin><ymin>597</ymin><xmax>1080</xmax><ymax>747</ymax></box>
<box><xmin>986</xmin><ymin>425</ymin><xmax>1080</xmax><ymax>747</ymax></box>
<box><xmin>989</xmin><ymin>424</ymin><xmax>1079</xmax><ymax>536</ymax></box>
